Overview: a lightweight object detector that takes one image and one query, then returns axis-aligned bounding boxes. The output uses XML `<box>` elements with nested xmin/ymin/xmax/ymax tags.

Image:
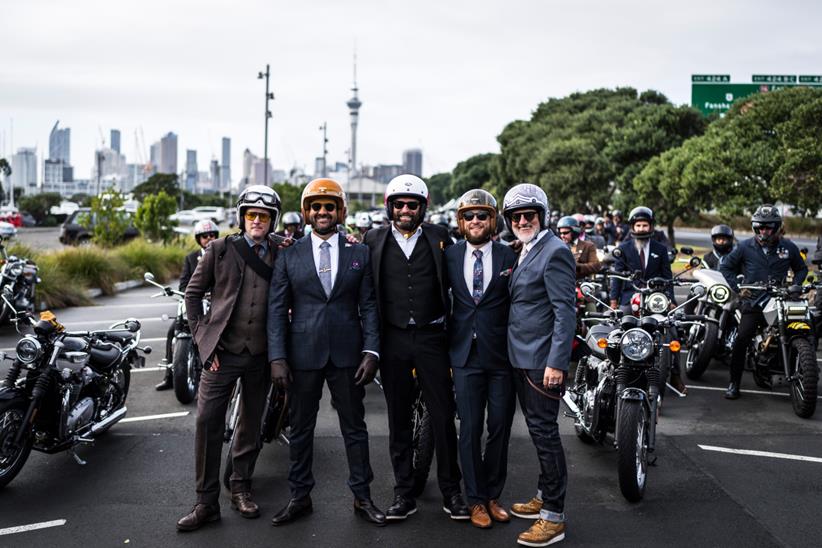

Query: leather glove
<box><xmin>739</xmin><ymin>288</ymin><xmax>752</xmax><ymax>299</ymax></box>
<box><xmin>354</xmin><ymin>353</ymin><xmax>379</xmax><ymax>386</ymax></box>
<box><xmin>269</xmin><ymin>359</ymin><xmax>292</xmax><ymax>390</ymax></box>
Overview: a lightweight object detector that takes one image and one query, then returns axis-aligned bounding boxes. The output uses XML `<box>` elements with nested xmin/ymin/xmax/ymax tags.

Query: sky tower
<box><xmin>346</xmin><ymin>53</ymin><xmax>362</xmax><ymax>177</ymax></box>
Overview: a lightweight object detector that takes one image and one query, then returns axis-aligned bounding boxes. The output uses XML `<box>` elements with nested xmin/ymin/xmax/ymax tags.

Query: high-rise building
<box><xmin>48</xmin><ymin>122</ymin><xmax>70</xmax><ymax>164</ymax></box>
<box><xmin>110</xmin><ymin>129</ymin><xmax>121</xmax><ymax>154</ymax></box>
<box><xmin>368</xmin><ymin>164</ymin><xmax>403</xmax><ymax>184</ymax></box>
<box><xmin>346</xmin><ymin>54</ymin><xmax>362</xmax><ymax>176</ymax></box>
<box><xmin>11</xmin><ymin>147</ymin><xmax>38</xmax><ymax>196</ymax></box>
<box><xmin>241</xmin><ymin>148</ymin><xmax>257</xmax><ymax>187</ymax></box>
<box><xmin>221</xmin><ymin>137</ymin><xmax>231</xmax><ymax>191</ymax></box>
<box><xmin>185</xmin><ymin>150</ymin><xmax>198</xmax><ymax>193</ymax></box>
<box><xmin>402</xmin><ymin>148</ymin><xmax>423</xmax><ymax>177</ymax></box>
<box><xmin>209</xmin><ymin>159</ymin><xmax>220</xmax><ymax>192</ymax></box>
<box><xmin>158</xmin><ymin>132</ymin><xmax>178</xmax><ymax>174</ymax></box>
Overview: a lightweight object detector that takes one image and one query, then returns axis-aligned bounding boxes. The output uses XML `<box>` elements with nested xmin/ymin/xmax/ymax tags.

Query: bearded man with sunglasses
<box><xmin>719</xmin><ymin>204</ymin><xmax>807</xmax><ymax>399</ymax></box>
<box><xmin>363</xmin><ymin>174</ymin><xmax>469</xmax><ymax>522</ymax></box>
<box><xmin>177</xmin><ymin>185</ymin><xmax>282</xmax><ymax>531</ymax></box>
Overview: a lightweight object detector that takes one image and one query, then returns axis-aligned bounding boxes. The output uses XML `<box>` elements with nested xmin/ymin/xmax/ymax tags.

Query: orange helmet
<box><xmin>301</xmin><ymin>178</ymin><xmax>347</xmax><ymax>221</ymax></box>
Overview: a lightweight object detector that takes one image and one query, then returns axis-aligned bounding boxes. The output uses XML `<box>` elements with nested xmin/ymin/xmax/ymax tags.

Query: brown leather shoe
<box><xmin>488</xmin><ymin>499</ymin><xmax>511</xmax><ymax>523</ymax></box>
<box><xmin>517</xmin><ymin>518</ymin><xmax>566</xmax><ymax>546</ymax></box>
<box><xmin>510</xmin><ymin>497</ymin><xmax>542</xmax><ymax>520</ymax></box>
<box><xmin>176</xmin><ymin>504</ymin><xmax>221</xmax><ymax>532</ymax></box>
<box><xmin>230</xmin><ymin>492</ymin><xmax>260</xmax><ymax>518</ymax></box>
<box><xmin>470</xmin><ymin>504</ymin><xmax>492</xmax><ymax>529</ymax></box>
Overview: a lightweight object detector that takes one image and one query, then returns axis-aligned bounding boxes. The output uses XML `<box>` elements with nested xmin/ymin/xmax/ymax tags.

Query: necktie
<box><xmin>518</xmin><ymin>244</ymin><xmax>530</xmax><ymax>266</ymax></box>
<box><xmin>253</xmin><ymin>244</ymin><xmax>263</xmax><ymax>259</ymax></box>
<box><xmin>472</xmin><ymin>249</ymin><xmax>484</xmax><ymax>304</ymax></box>
<box><xmin>639</xmin><ymin>245</ymin><xmax>646</xmax><ymax>272</ymax></box>
<box><xmin>319</xmin><ymin>241</ymin><xmax>332</xmax><ymax>297</ymax></box>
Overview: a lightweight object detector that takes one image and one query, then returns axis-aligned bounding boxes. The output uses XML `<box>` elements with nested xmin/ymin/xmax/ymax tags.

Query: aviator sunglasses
<box><xmin>462</xmin><ymin>211</ymin><xmax>490</xmax><ymax>222</ymax></box>
<box><xmin>244</xmin><ymin>211</ymin><xmax>272</xmax><ymax>222</ymax></box>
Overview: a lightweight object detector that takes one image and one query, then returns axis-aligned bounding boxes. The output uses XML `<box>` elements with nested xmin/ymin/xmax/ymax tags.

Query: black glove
<box><xmin>269</xmin><ymin>359</ymin><xmax>292</xmax><ymax>390</ymax></box>
<box><xmin>354</xmin><ymin>353</ymin><xmax>378</xmax><ymax>386</ymax></box>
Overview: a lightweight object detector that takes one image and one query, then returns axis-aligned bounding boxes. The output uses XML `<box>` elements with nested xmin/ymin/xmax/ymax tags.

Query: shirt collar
<box><xmin>243</xmin><ymin>232</ymin><xmax>268</xmax><ymax>252</ymax></box>
<box><xmin>310</xmin><ymin>231</ymin><xmax>338</xmax><ymax>249</ymax></box>
<box><xmin>468</xmin><ymin>240</ymin><xmax>493</xmax><ymax>255</ymax></box>
<box><xmin>392</xmin><ymin>224</ymin><xmax>422</xmax><ymax>241</ymax></box>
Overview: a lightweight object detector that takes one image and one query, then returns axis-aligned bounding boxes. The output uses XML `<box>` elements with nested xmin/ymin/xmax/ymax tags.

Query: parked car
<box><xmin>192</xmin><ymin>206</ymin><xmax>226</xmax><ymax>224</ymax></box>
<box><xmin>168</xmin><ymin>210</ymin><xmax>200</xmax><ymax>225</ymax></box>
<box><xmin>0</xmin><ymin>208</ymin><xmax>22</xmax><ymax>227</ymax></box>
<box><xmin>0</xmin><ymin>221</ymin><xmax>18</xmax><ymax>239</ymax></box>
<box><xmin>20</xmin><ymin>213</ymin><xmax>37</xmax><ymax>227</ymax></box>
<box><xmin>59</xmin><ymin>207</ymin><xmax>139</xmax><ymax>246</ymax></box>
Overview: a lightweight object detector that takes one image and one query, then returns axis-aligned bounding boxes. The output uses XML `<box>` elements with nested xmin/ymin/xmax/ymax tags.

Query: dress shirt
<box><xmin>310</xmin><ymin>232</ymin><xmax>339</xmax><ymax>287</ymax></box>
<box><xmin>463</xmin><ymin>240</ymin><xmax>493</xmax><ymax>295</ymax></box>
<box><xmin>391</xmin><ymin>224</ymin><xmax>423</xmax><ymax>259</ymax></box>
<box><xmin>243</xmin><ymin>232</ymin><xmax>269</xmax><ymax>256</ymax></box>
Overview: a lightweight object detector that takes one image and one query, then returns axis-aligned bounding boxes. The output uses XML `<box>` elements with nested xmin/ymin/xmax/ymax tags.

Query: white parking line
<box><xmin>131</xmin><ymin>366</ymin><xmax>167</xmax><ymax>373</ymax></box>
<box><xmin>699</xmin><ymin>444</ymin><xmax>822</xmax><ymax>464</ymax></box>
<box><xmin>685</xmin><ymin>384</ymin><xmax>822</xmax><ymax>399</ymax></box>
<box><xmin>120</xmin><ymin>411</ymin><xmax>189</xmax><ymax>423</ymax></box>
<box><xmin>0</xmin><ymin>519</ymin><xmax>67</xmax><ymax>536</ymax></box>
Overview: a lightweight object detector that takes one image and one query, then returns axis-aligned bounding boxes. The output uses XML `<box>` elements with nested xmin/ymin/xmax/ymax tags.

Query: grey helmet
<box><xmin>282</xmin><ymin>211</ymin><xmax>301</xmax><ymax>226</ymax></box>
<box><xmin>751</xmin><ymin>204</ymin><xmax>781</xmax><ymax>245</ymax></box>
<box><xmin>502</xmin><ymin>183</ymin><xmax>549</xmax><ymax>231</ymax></box>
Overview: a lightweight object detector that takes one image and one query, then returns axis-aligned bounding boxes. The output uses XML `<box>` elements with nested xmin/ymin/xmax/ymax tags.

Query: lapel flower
<box><xmin>351</xmin><ymin>260</ymin><xmax>361</xmax><ymax>270</ymax></box>
<box><xmin>344</xmin><ymin>242</ymin><xmax>353</xmax><ymax>248</ymax></box>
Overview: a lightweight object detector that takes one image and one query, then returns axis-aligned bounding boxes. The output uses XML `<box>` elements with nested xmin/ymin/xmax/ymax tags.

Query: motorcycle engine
<box><xmin>65</xmin><ymin>397</ymin><xmax>96</xmax><ymax>435</ymax></box>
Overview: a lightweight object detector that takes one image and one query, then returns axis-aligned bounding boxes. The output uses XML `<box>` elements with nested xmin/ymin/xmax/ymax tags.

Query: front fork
<box><xmin>14</xmin><ymin>344</ymin><xmax>61</xmax><ymax>446</ymax></box>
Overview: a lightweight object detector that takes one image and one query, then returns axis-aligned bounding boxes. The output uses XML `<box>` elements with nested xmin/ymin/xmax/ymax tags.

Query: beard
<box><xmin>465</xmin><ymin>229</ymin><xmax>491</xmax><ymax>246</ymax></box>
<box><xmin>394</xmin><ymin>210</ymin><xmax>422</xmax><ymax>232</ymax></box>
<box><xmin>311</xmin><ymin>214</ymin><xmax>337</xmax><ymax>235</ymax></box>
<box><xmin>513</xmin><ymin>226</ymin><xmax>537</xmax><ymax>244</ymax></box>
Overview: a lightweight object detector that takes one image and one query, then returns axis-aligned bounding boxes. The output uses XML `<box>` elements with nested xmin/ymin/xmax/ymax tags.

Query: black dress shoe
<box><xmin>354</xmin><ymin>499</ymin><xmax>386</xmax><ymax>526</ymax></box>
<box><xmin>177</xmin><ymin>504</ymin><xmax>220</xmax><ymax>532</ymax></box>
<box><xmin>385</xmin><ymin>495</ymin><xmax>417</xmax><ymax>520</ymax></box>
<box><xmin>442</xmin><ymin>493</ymin><xmax>470</xmax><ymax>520</ymax></box>
<box><xmin>724</xmin><ymin>382</ymin><xmax>740</xmax><ymax>400</ymax></box>
<box><xmin>155</xmin><ymin>376</ymin><xmax>173</xmax><ymax>391</ymax></box>
<box><xmin>271</xmin><ymin>496</ymin><xmax>312</xmax><ymax>526</ymax></box>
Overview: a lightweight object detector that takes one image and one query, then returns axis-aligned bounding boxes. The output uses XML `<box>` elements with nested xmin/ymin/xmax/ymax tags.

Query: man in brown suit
<box><xmin>176</xmin><ymin>185</ymin><xmax>282</xmax><ymax>532</ymax></box>
<box><xmin>557</xmin><ymin>216</ymin><xmax>601</xmax><ymax>279</ymax></box>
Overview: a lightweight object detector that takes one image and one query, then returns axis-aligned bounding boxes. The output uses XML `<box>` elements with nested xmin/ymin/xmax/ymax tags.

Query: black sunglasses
<box><xmin>392</xmin><ymin>200</ymin><xmax>420</xmax><ymax>211</ymax></box>
<box><xmin>310</xmin><ymin>202</ymin><xmax>337</xmax><ymax>212</ymax></box>
<box><xmin>462</xmin><ymin>211</ymin><xmax>490</xmax><ymax>222</ymax></box>
<box><xmin>511</xmin><ymin>211</ymin><xmax>537</xmax><ymax>223</ymax></box>
<box><xmin>558</xmin><ymin>230</ymin><xmax>573</xmax><ymax>236</ymax></box>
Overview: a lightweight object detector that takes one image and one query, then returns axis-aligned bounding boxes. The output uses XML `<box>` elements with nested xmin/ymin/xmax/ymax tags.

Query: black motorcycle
<box><xmin>143</xmin><ymin>272</ymin><xmax>205</xmax><ymax>404</ymax></box>
<box><xmin>566</xmin><ymin>279</ymin><xmax>709</xmax><ymax>502</ymax></box>
<box><xmin>0</xmin><ymin>239</ymin><xmax>39</xmax><ymax>325</ymax></box>
<box><xmin>0</xmin><ymin>289</ymin><xmax>151</xmax><ymax>488</ymax></box>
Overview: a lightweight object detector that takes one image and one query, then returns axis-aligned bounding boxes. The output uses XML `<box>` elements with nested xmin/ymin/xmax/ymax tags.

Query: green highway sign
<box><xmin>691</xmin><ymin>74</ymin><xmax>730</xmax><ymax>83</ymax></box>
<box><xmin>691</xmin><ymin>83</ymin><xmax>769</xmax><ymax>116</ymax></box>
<box><xmin>752</xmin><ymin>74</ymin><xmax>797</xmax><ymax>84</ymax></box>
<box><xmin>799</xmin><ymin>75</ymin><xmax>822</xmax><ymax>84</ymax></box>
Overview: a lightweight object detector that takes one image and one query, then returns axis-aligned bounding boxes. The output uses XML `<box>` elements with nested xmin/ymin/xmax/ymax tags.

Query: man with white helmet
<box><xmin>276</xmin><ymin>211</ymin><xmax>304</xmax><ymax>240</ymax></box>
<box><xmin>177</xmin><ymin>184</ymin><xmax>282</xmax><ymax>531</ymax></box>
<box><xmin>363</xmin><ymin>174</ymin><xmax>469</xmax><ymax>522</ymax></box>
<box><xmin>503</xmin><ymin>183</ymin><xmax>575</xmax><ymax>547</ymax></box>
<box><xmin>156</xmin><ymin>219</ymin><xmax>220</xmax><ymax>391</ymax></box>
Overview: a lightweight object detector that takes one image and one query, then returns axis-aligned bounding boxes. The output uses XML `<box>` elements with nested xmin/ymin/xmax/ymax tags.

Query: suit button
<box><xmin>408</xmin><ymin>285</ymin><xmax>413</xmax><ymax>290</ymax></box>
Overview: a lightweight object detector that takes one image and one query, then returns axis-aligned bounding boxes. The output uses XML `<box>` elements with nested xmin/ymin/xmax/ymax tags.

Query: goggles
<box><xmin>241</xmin><ymin>191</ymin><xmax>279</xmax><ymax>207</ymax></box>
<box><xmin>244</xmin><ymin>211</ymin><xmax>272</xmax><ymax>222</ymax></box>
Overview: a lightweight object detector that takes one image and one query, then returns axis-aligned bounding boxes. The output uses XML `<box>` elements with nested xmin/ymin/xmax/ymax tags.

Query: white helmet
<box><xmin>236</xmin><ymin>184</ymin><xmax>281</xmax><ymax>232</ymax></box>
<box><xmin>370</xmin><ymin>211</ymin><xmax>386</xmax><ymax>227</ymax></box>
<box><xmin>193</xmin><ymin>219</ymin><xmax>219</xmax><ymax>239</ymax></box>
<box><xmin>385</xmin><ymin>174</ymin><xmax>429</xmax><ymax>221</ymax></box>
<box><xmin>282</xmin><ymin>211</ymin><xmax>301</xmax><ymax>226</ymax></box>
<box><xmin>502</xmin><ymin>183</ymin><xmax>549</xmax><ymax>231</ymax></box>
<box><xmin>355</xmin><ymin>211</ymin><xmax>372</xmax><ymax>229</ymax></box>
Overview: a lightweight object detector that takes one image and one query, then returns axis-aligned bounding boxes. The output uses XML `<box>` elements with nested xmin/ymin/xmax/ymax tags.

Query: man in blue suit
<box><xmin>503</xmin><ymin>184</ymin><xmax>576</xmax><ymax>547</ymax></box>
<box><xmin>445</xmin><ymin>189</ymin><xmax>517</xmax><ymax>530</ymax></box>
<box><xmin>267</xmin><ymin>178</ymin><xmax>385</xmax><ymax>527</ymax></box>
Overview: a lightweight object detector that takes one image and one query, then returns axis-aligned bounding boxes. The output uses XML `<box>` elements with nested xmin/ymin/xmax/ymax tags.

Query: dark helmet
<box><xmin>751</xmin><ymin>204</ymin><xmax>782</xmax><ymax>245</ymax></box>
<box><xmin>556</xmin><ymin>215</ymin><xmax>581</xmax><ymax>235</ymax></box>
<box><xmin>710</xmin><ymin>224</ymin><xmax>734</xmax><ymax>254</ymax></box>
<box><xmin>628</xmin><ymin>206</ymin><xmax>654</xmax><ymax>239</ymax></box>
<box><xmin>612</xmin><ymin>209</ymin><xmax>623</xmax><ymax>219</ymax></box>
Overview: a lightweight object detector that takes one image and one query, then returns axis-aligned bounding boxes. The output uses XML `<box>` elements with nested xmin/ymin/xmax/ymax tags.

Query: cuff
<box><xmin>363</xmin><ymin>350</ymin><xmax>380</xmax><ymax>359</ymax></box>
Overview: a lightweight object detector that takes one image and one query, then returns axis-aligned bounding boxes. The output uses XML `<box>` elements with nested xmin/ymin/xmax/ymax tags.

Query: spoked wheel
<box><xmin>173</xmin><ymin>338</ymin><xmax>198</xmax><ymax>405</ymax></box>
<box><xmin>409</xmin><ymin>393</ymin><xmax>434</xmax><ymax>498</ymax></box>
<box><xmin>616</xmin><ymin>399</ymin><xmax>649</xmax><ymax>503</ymax></box>
<box><xmin>222</xmin><ymin>383</ymin><xmax>242</xmax><ymax>490</ymax></box>
<box><xmin>685</xmin><ymin>320</ymin><xmax>718</xmax><ymax>380</ymax></box>
<box><xmin>0</xmin><ymin>401</ymin><xmax>34</xmax><ymax>489</ymax></box>
<box><xmin>790</xmin><ymin>338</ymin><xmax>818</xmax><ymax>419</ymax></box>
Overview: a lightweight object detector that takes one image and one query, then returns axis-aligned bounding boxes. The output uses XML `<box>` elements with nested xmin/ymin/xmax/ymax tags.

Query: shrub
<box><xmin>134</xmin><ymin>191</ymin><xmax>178</xmax><ymax>244</ymax></box>
<box><xmin>113</xmin><ymin>239</ymin><xmax>189</xmax><ymax>283</ymax></box>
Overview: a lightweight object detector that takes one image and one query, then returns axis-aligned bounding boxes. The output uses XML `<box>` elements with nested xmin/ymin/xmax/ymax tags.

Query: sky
<box><xmin>2</xmin><ymin>0</ymin><xmax>821</xmax><ymax>182</ymax></box>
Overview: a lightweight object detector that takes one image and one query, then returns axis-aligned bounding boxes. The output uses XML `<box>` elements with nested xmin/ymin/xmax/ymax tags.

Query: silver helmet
<box><xmin>501</xmin><ymin>183</ymin><xmax>549</xmax><ymax>231</ymax></box>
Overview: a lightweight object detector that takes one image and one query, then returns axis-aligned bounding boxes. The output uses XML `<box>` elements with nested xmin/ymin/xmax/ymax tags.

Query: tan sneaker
<box><xmin>510</xmin><ymin>497</ymin><xmax>542</xmax><ymax>519</ymax></box>
<box><xmin>517</xmin><ymin>519</ymin><xmax>566</xmax><ymax>546</ymax></box>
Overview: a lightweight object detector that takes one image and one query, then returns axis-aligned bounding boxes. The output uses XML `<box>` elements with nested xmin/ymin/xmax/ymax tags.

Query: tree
<box><xmin>132</xmin><ymin>173</ymin><xmax>180</xmax><ymax>203</ymax></box>
<box><xmin>425</xmin><ymin>172</ymin><xmax>452</xmax><ymax>206</ymax></box>
<box><xmin>18</xmin><ymin>192</ymin><xmax>62</xmax><ymax>224</ymax></box>
<box><xmin>450</xmin><ymin>153</ymin><xmax>498</xmax><ymax>198</ymax></box>
<box><xmin>271</xmin><ymin>182</ymin><xmax>306</xmax><ymax>221</ymax></box>
<box><xmin>135</xmin><ymin>191</ymin><xmax>178</xmax><ymax>244</ymax></box>
<box><xmin>87</xmin><ymin>189</ymin><xmax>132</xmax><ymax>247</ymax></box>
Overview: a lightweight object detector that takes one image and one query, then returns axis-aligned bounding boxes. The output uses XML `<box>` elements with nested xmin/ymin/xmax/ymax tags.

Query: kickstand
<box><xmin>69</xmin><ymin>449</ymin><xmax>87</xmax><ymax>466</ymax></box>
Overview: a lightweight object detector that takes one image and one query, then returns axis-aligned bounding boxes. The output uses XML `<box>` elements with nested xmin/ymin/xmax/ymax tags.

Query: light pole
<box><xmin>257</xmin><ymin>64</ymin><xmax>274</xmax><ymax>186</ymax></box>
<box><xmin>319</xmin><ymin>122</ymin><xmax>328</xmax><ymax>178</ymax></box>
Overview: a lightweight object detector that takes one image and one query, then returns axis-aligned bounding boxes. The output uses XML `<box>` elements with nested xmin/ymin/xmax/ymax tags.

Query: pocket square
<box><xmin>345</xmin><ymin>242</ymin><xmax>353</xmax><ymax>248</ymax></box>
<box><xmin>350</xmin><ymin>260</ymin><xmax>362</xmax><ymax>270</ymax></box>
<box><xmin>499</xmin><ymin>268</ymin><xmax>513</xmax><ymax>277</ymax></box>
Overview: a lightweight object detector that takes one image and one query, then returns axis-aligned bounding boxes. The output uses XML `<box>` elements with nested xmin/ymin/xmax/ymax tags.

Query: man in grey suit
<box><xmin>503</xmin><ymin>183</ymin><xmax>576</xmax><ymax>547</ymax></box>
<box><xmin>267</xmin><ymin>178</ymin><xmax>385</xmax><ymax>527</ymax></box>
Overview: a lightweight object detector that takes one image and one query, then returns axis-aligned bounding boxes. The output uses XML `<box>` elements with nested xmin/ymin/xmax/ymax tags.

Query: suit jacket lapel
<box><xmin>451</xmin><ymin>242</ymin><xmax>473</xmax><ymax>302</ymax></box>
<box><xmin>297</xmin><ymin>236</ymin><xmax>327</xmax><ymax>298</ymax></box>
<box><xmin>480</xmin><ymin>242</ymin><xmax>504</xmax><ymax>302</ymax></box>
<box><xmin>423</xmin><ymin>226</ymin><xmax>446</xmax><ymax>290</ymax></box>
<box><xmin>372</xmin><ymin>227</ymin><xmax>391</xmax><ymax>299</ymax></box>
<box><xmin>329</xmin><ymin>234</ymin><xmax>352</xmax><ymax>299</ymax></box>
<box><xmin>511</xmin><ymin>232</ymin><xmax>550</xmax><ymax>286</ymax></box>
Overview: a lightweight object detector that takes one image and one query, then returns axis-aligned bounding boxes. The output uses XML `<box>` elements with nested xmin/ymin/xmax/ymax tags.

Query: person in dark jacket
<box><xmin>719</xmin><ymin>205</ymin><xmax>808</xmax><ymax>399</ymax></box>
<box><xmin>703</xmin><ymin>224</ymin><xmax>735</xmax><ymax>270</ymax></box>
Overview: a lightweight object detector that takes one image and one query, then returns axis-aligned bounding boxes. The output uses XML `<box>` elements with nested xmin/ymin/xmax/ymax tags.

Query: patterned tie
<box><xmin>518</xmin><ymin>244</ymin><xmax>529</xmax><ymax>266</ymax></box>
<box><xmin>472</xmin><ymin>249</ymin><xmax>484</xmax><ymax>304</ymax></box>
<box><xmin>319</xmin><ymin>241</ymin><xmax>332</xmax><ymax>297</ymax></box>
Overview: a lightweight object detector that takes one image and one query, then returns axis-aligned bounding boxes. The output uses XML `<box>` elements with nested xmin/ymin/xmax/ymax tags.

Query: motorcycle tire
<box><xmin>0</xmin><ymin>302</ymin><xmax>10</xmax><ymax>325</ymax></box>
<box><xmin>685</xmin><ymin>320</ymin><xmax>718</xmax><ymax>380</ymax></box>
<box><xmin>616</xmin><ymin>399</ymin><xmax>648</xmax><ymax>503</ymax></box>
<box><xmin>222</xmin><ymin>385</ymin><xmax>242</xmax><ymax>490</ymax></box>
<box><xmin>173</xmin><ymin>338</ymin><xmax>198</xmax><ymax>405</ymax></box>
<box><xmin>409</xmin><ymin>397</ymin><xmax>434</xmax><ymax>499</ymax></box>
<box><xmin>789</xmin><ymin>338</ymin><xmax>818</xmax><ymax>419</ymax></box>
<box><xmin>0</xmin><ymin>400</ymin><xmax>34</xmax><ymax>489</ymax></box>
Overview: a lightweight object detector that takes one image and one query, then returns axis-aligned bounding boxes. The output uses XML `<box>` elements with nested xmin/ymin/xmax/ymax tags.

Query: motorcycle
<box><xmin>738</xmin><ymin>279</ymin><xmax>818</xmax><ymax>418</ymax></box>
<box><xmin>143</xmin><ymin>272</ymin><xmax>207</xmax><ymax>404</ymax></box>
<box><xmin>0</xmin><ymin>288</ymin><xmax>151</xmax><ymax>488</ymax></box>
<box><xmin>565</xmin><ymin>277</ymin><xmax>709</xmax><ymax>502</ymax></box>
<box><xmin>0</xmin><ymin>239</ymin><xmax>40</xmax><ymax>325</ymax></box>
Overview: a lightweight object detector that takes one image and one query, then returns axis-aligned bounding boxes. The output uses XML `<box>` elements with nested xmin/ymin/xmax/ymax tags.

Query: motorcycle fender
<box><xmin>619</xmin><ymin>388</ymin><xmax>646</xmax><ymax>402</ymax></box>
<box><xmin>786</xmin><ymin>321</ymin><xmax>811</xmax><ymax>332</ymax></box>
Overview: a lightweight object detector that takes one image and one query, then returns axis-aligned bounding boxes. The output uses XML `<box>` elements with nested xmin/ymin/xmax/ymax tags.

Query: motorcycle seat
<box><xmin>89</xmin><ymin>342</ymin><xmax>121</xmax><ymax>370</ymax></box>
<box><xmin>103</xmin><ymin>331</ymin><xmax>136</xmax><ymax>345</ymax></box>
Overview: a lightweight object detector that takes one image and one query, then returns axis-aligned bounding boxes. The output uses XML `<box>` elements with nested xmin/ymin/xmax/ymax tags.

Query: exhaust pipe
<box><xmin>562</xmin><ymin>392</ymin><xmax>581</xmax><ymax>418</ymax></box>
<box><xmin>91</xmin><ymin>406</ymin><xmax>128</xmax><ymax>435</ymax></box>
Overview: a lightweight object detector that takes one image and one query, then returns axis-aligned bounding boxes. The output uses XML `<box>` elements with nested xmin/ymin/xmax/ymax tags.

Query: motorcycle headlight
<box><xmin>8</xmin><ymin>263</ymin><xmax>23</xmax><ymax>278</ymax></box>
<box><xmin>645</xmin><ymin>292</ymin><xmax>670</xmax><ymax>314</ymax></box>
<box><xmin>709</xmin><ymin>285</ymin><xmax>730</xmax><ymax>304</ymax></box>
<box><xmin>16</xmin><ymin>336</ymin><xmax>42</xmax><ymax>365</ymax></box>
<box><xmin>620</xmin><ymin>328</ymin><xmax>654</xmax><ymax>362</ymax></box>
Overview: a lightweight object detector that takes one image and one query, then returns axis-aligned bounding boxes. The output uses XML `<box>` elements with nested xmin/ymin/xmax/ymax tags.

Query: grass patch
<box><xmin>113</xmin><ymin>239</ymin><xmax>192</xmax><ymax>284</ymax></box>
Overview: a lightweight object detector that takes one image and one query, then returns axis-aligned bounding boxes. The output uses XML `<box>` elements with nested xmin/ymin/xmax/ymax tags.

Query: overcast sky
<box><xmin>2</xmin><ymin>0</ymin><xmax>820</xmax><ymax>182</ymax></box>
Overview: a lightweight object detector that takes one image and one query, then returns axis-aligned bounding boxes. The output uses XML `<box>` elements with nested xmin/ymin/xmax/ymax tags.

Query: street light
<box><xmin>258</xmin><ymin>64</ymin><xmax>274</xmax><ymax>186</ymax></box>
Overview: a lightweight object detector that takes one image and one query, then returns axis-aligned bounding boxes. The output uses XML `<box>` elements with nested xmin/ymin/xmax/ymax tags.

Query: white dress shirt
<box><xmin>391</xmin><ymin>224</ymin><xmax>423</xmax><ymax>259</ymax></box>
<box><xmin>310</xmin><ymin>232</ymin><xmax>339</xmax><ymax>286</ymax></box>
<box><xmin>464</xmin><ymin>240</ymin><xmax>493</xmax><ymax>295</ymax></box>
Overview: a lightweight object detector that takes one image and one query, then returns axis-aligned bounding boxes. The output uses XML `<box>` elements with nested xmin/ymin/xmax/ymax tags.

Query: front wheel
<box><xmin>685</xmin><ymin>320</ymin><xmax>718</xmax><ymax>380</ymax></box>
<box><xmin>0</xmin><ymin>400</ymin><xmax>34</xmax><ymax>489</ymax></box>
<box><xmin>409</xmin><ymin>395</ymin><xmax>434</xmax><ymax>498</ymax></box>
<box><xmin>790</xmin><ymin>338</ymin><xmax>818</xmax><ymax>419</ymax></box>
<box><xmin>173</xmin><ymin>338</ymin><xmax>199</xmax><ymax>405</ymax></box>
<box><xmin>616</xmin><ymin>399</ymin><xmax>649</xmax><ymax>503</ymax></box>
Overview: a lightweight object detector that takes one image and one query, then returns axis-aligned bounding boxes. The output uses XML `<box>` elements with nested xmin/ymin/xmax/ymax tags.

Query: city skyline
<box><xmin>2</xmin><ymin>1</ymin><xmax>821</xmax><ymax>184</ymax></box>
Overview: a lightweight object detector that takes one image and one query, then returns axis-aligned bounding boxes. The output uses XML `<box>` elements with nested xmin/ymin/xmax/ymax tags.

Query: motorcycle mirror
<box><xmin>671</xmin><ymin>247</ymin><xmax>679</xmax><ymax>255</ymax></box>
<box><xmin>141</xmin><ymin>346</ymin><xmax>152</xmax><ymax>354</ymax></box>
<box><xmin>689</xmin><ymin>256</ymin><xmax>702</xmax><ymax>268</ymax></box>
<box><xmin>579</xmin><ymin>282</ymin><xmax>596</xmax><ymax>298</ymax></box>
<box><xmin>691</xmin><ymin>283</ymin><xmax>707</xmax><ymax>297</ymax></box>
<box><xmin>144</xmin><ymin>272</ymin><xmax>155</xmax><ymax>283</ymax></box>
<box><xmin>125</xmin><ymin>319</ymin><xmax>141</xmax><ymax>332</ymax></box>
<box><xmin>680</xmin><ymin>246</ymin><xmax>694</xmax><ymax>256</ymax></box>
